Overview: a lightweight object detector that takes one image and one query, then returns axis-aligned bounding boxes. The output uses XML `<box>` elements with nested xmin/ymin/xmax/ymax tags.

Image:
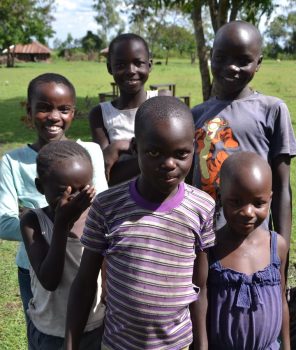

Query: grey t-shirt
<box><xmin>191</xmin><ymin>91</ymin><xmax>296</xmax><ymax>229</ymax></box>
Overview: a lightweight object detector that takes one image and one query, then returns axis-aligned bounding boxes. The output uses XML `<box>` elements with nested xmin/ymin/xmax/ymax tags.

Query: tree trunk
<box><xmin>192</xmin><ymin>0</ymin><xmax>212</xmax><ymax>101</ymax></box>
<box><xmin>6</xmin><ymin>47</ymin><xmax>15</xmax><ymax>68</ymax></box>
<box><xmin>165</xmin><ymin>49</ymin><xmax>169</xmax><ymax>65</ymax></box>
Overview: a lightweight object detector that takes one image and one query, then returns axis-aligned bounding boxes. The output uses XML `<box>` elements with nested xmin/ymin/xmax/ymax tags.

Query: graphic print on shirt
<box><xmin>195</xmin><ymin>116</ymin><xmax>240</xmax><ymax>199</ymax></box>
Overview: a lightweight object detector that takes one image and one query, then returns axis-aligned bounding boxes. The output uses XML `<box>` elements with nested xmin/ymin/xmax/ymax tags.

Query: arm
<box><xmin>65</xmin><ymin>249</ymin><xmax>104</xmax><ymax>350</ymax></box>
<box><xmin>270</xmin><ymin>155</ymin><xmax>292</xmax><ymax>246</ymax></box>
<box><xmin>108</xmin><ymin>153</ymin><xmax>140</xmax><ymax>186</ymax></box>
<box><xmin>277</xmin><ymin>235</ymin><xmax>290</xmax><ymax>350</ymax></box>
<box><xmin>88</xmin><ymin>104</ymin><xmax>137</xmax><ymax>182</ymax></box>
<box><xmin>190</xmin><ymin>250</ymin><xmax>209</xmax><ymax>350</ymax></box>
<box><xmin>0</xmin><ymin>155</ymin><xmax>23</xmax><ymax>241</ymax></box>
<box><xmin>20</xmin><ymin>185</ymin><xmax>95</xmax><ymax>291</ymax></box>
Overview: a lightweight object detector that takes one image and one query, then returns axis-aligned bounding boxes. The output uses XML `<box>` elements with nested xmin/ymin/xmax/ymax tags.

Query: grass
<box><xmin>0</xmin><ymin>58</ymin><xmax>296</xmax><ymax>349</ymax></box>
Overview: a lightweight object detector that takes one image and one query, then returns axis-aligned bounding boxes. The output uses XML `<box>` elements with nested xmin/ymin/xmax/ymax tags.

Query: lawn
<box><xmin>0</xmin><ymin>58</ymin><xmax>296</xmax><ymax>348</ymax></box>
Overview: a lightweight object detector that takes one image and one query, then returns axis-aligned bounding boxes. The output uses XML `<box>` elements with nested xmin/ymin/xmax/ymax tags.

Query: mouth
<box><xmin>45</xmin><ymin>125</ymin><xmax>62</xmax><ymax>135</ymax></box>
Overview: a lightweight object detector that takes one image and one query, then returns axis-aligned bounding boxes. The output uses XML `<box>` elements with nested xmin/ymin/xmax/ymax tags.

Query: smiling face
<box><xmin>37</xmin><ymin>157</ymin><xmax>93</xmax><ymax>211</ymax></box>
<box><xmin>211</xmin><ymin>22</ymin><xmax>263</xmax><ymax>99</ymax></box>
<box><xmin>221</xmin><ymin>158</ymin><xmax>272</xmax><ymax>236</ymax></box>
<box><xmin>108</xmin><ymin>39</ymin><xmax>151</xmax><ymax>95</ymax></box>
<box><xmin>136</xmin><ymin>117</ymin><xmax>194</xmax><ymax>202</ymax></box>
<box><xmin>28</xmin><ymin>82</ymin><xmax>75</xmax><ymax>150</ymax></box>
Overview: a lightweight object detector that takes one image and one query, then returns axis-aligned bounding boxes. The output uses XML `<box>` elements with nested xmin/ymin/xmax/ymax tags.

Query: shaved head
<box><xmin>220</xmin><ymin>152</ymin><xmax>272</xmax><ymax>194</ymax></box>
<box><xmin>214</xmin><ymin>20</ymin><xmax>262</xmax><ymax>54</ymax></box>
<box><xmin>134</xmin><ymin>96</ymin><xmax>194</xmax><ymax>139</ymax></box>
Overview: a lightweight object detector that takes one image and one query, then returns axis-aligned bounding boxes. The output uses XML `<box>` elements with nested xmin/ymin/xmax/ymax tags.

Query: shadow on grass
<box><xmin>0</xmin><ymin>96</ymin><xmax>100</xmax><ymax>147</ymax></box>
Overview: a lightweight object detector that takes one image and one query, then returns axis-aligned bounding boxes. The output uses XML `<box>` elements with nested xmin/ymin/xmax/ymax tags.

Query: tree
<box><xmin>81</xmin><ymin>31</ymin><xmax>103</xmax><ymax>55</ymax></box>
<box><xmin>0</xmin><ymin>0</ymin><xmax>55</xmax><ymax>67</ymax></box>
<box><xmin>126</xmin><ymin>0</ymin><xmax>275</xmax><ymax>101</ymax></box>
<box><xmin>93</xmin><ymin>0</ymin><xmax>125</xmax><ymax>44</ymax></box>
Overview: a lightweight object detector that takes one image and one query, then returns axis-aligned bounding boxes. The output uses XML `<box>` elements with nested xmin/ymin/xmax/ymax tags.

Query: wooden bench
<box><xmin>150</xmin><ymin>83</ymin><xmax>176</xmax><ymax>96</ymax></box>
<box><xmin>178</xmin><ymin>95</ymin><xmax>190</xmax><ymax>107</ymax></box>
<box><xmin>98</xmin><ymin>82</ymin><xmax>119</xmax><ymax>102</ymax></box>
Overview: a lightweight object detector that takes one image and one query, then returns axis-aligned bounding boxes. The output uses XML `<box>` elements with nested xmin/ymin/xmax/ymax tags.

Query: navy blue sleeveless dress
<box><xmin>208</xmin><ymin>231</ymin><xmax>282</xmax><ymax>350</ymax></box>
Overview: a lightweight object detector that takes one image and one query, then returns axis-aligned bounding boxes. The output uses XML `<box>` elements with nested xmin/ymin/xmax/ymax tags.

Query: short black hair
<box><xmin>107</xmin><ymin>33</ymin><xmax>150</xmax><ymax>64</ymax></box>
<box><xmin>214</xmin><ymin>20</ymin><xmax>262</xmax><ymax>52</ymax></box>
<box><xmin>134</xmin><ymin>96</ymin><xmax>194</xmax><ymax>139</ymax></box>
<box><xmin>37</xmin><ymin>140</ymin><xmax>92</xmax><ymax>179</ymax></box>
<box><xmin>27</xmin><ymin>73</ymin><xmax>76</xmax><ymax>105</ymax></box>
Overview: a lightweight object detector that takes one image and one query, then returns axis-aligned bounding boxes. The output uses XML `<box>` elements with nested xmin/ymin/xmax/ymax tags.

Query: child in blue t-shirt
<box><xmin>191</xmin><ymin>20</ymin><xmax>296</xmax><ymax>245</ymax></box>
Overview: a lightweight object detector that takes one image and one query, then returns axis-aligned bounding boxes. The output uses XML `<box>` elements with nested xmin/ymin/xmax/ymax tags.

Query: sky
<box><xmin>49</xmin><ymin>0</ymin><xmax>99</xmax><ymax>46</ymax></box>
<box><xmin>49</xmin><ymin>0</ymin><xmax>289</xmax><ymax>47</ymax></box>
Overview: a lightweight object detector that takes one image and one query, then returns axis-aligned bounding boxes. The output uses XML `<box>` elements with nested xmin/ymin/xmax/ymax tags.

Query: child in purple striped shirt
<box><xmin>66</xmin><ymin>96</ymin><xmax>216</xmax><ymax>350</ymax></box>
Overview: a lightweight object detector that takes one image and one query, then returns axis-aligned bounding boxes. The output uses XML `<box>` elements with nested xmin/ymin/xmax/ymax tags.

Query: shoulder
<box><xmin>252</xmin><ymin>92</ymin><xmax>289</xmax><ymax>111</ymax></box>
<box><xmin>275</xmin><ymin>232</ymin><xmax>289</xmax><ymax>263</ymax></box>
<box><xmin>76</xmin><ymin>140</ymin><xmax>103</xmax><ymax>156</ymax></box>
<box><xmin>20</xmin><ymin>209</ymin><xmax>39</xmax><ymax>232</ymax></box>
<box><xmin>2</xmin><ymin>145</ymin><xmax>35</xmax><ymax>163</ymax></box>
<box><xmin>183</xmin><ymin>183</ymin><xmax>215</xmax><ymax>212</ymax></box>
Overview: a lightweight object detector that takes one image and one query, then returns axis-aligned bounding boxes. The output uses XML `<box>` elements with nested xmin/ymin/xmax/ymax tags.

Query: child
<box><xmin>191</xmin><ymin>20</ymin><xmax>296</xmax><ymax>244</ymax></box>
<box><xmin>89</xmin><ymin>33</ymin><xmax>169</xmax><ymax>185</ymax></box>
<box><xmin>207</xmin><ymin>152</ymin><xmax>290</xmax><ymax>349</ymax></box>
<box><xmin>20</xmin><ymin>140</ymin><xmax>105</xmax><ymax>349</ymax></box>
<box><xmin>65</xmin><ymin>96</ymin><xmax>216</xmax><ymax>350</ymax></box>
<box><xmin>0</xmin><ymin>73</ymin><xmax>107</xmax><ymax>325</ymax></box>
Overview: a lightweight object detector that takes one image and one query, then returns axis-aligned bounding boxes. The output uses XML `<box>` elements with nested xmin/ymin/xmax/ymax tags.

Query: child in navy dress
<box><xmin>207</xmin><ymin>152</ymin><xmax>290</xmax><ymax>350</ymax></box>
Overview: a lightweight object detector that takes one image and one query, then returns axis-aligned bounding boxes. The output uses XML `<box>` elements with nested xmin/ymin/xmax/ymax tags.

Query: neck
<box><xmin>30</xmin><ymin>136</ymin><xmax>68</xmax><ymax>152</ymax></box>
<box><xmin>216</xmin><ymin>86</ymin><xmax>253</xmax><ymax>101</ymax></box>
<box><xmin>114</xmin><ymin>89</ymin><xmax>146</xmax><ymax>109</ymax></box>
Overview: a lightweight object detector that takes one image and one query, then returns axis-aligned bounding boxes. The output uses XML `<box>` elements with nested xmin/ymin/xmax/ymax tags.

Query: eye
<box><xmin>36</xmin><ymin>102</ymin><xmax>51</xmax><ymax>113</ymax></box>
<box><xmin>213</xmin><ymin>55</ymin><xmax>224</xmax><ymax>63</ymax></box>
<box><xmin>175</xmin><ymin>150</ymin><xmax>190</xmax><ymax>159</ymax></box>
<box><xmin>254</xmin><ymin>199</ymin><xmax>268</xmax><ymax>208</ymax></box>
<box><xmin>134</xmin><ymin>60</ymin><xmax>145</xmax><ymax>67</ymax></box>
<box><xmin>147</xmin><ymin>150</ymin><xmax>160</xmax><ymax>157</ymax></box>
<box><xmin>58</xmin><ymin>106</ymin><xmax>73</xmax><ymax>114</ymax></box>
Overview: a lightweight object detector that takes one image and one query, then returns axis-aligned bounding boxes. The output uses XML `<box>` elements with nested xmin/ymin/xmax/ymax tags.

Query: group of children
<box><xmin>0</xmin><ymin>20</ymin><xmax>295</xmax><ymax>350</ymax></box>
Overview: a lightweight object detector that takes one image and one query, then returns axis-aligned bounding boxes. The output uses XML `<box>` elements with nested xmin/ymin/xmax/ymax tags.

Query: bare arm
<box><xmin>65</xmin><ymin>249</ymin><xmax>104</xmax><ymax>350</ymax></box>
<box><xmin>89</xmin><ymin>104</ymin><xmax>138</xmax><ymax>182</ymax></box>
<box><xmin>270</xmin><ymin>155</ymin><xmax>292</xmax><ymax>246</ymax></box>
<box><xmin>190</xmin><ymin>250</ymin><xmax>209</xmax><ymax>350</ymax></box>
<box><xmin>20</xmin><ymin>186</ymin><xmax>95</xmax><ymax>291</ymax></box>
<box><xmin>277</xmin><ymin>234</ymin><xmax>290</xmax><ymax>350</ymax></box>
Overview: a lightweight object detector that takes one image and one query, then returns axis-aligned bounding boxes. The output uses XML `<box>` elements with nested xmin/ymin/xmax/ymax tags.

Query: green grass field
<box><xmin>0</xmin><ymin>58</ymin><xmax>296</xmax><ymax>348</ymax></box>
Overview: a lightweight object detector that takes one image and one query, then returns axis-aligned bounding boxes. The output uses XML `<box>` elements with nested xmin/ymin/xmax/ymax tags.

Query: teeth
<box><xmin>47</xmin><ymin>126</ymin><xmax>60</xmax><ymax>131</ymax></box>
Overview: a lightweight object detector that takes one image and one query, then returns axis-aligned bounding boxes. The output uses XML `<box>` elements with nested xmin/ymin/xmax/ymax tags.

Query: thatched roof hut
<box><xmin>13</xmin><ymin>41</ymin><xmax>51</xmax><ymax>62</ymax></box>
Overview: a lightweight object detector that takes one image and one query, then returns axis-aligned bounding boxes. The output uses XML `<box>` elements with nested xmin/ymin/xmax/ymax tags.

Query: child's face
<box><xmin>28</xmin><ymin>82</ymin><xmax>75</xmax><ymax>145</ymax></box>
<box><xmin>221</xmin><ymin>167</ymin><xmax>272</xmax><ymax>236</ymax></box>
<box><xmin>136</xmin><ymin>117</ymin><xmax>194</xmax><ymax>202</ymax></box>
<box><xmin>37</xmin><ymin>158</ymin><xmax>93</xmax><ymax>210</ymax></box>
<box><xmin>108</xmin><ymin>39</ymin><xmax>151</xmax><ymax>95</ymax></box>
<box><xmin>211</xmin><ymin>27</ymin><xmax>262</xmax><ymax>97</ymax></box>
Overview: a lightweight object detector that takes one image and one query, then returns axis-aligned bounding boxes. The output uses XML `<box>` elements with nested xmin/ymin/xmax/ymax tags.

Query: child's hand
<box><xmin>55</xmin><ymin>185</ymin><xmax>96</xmax><ymax>229</ymax></box>
<box><xmin>104</xmin><ymin>140</ymin><xmax>131</xmax><ymax>180</ymax></box>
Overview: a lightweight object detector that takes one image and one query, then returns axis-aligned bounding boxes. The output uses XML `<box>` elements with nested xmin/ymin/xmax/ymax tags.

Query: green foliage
<box><xmin>93</xmin><ymin>0</ymin><xmax>125</xmax><ymax>43</ymax></box>
<box><xmin>0</xmin><ymin>0</ymin><xmax>55</xmax><ymax>66</ymax></box>
<box><xmin>81</xmin><ymin>31</ymin><xmax>103</xmax><ymax>54</ymax></box>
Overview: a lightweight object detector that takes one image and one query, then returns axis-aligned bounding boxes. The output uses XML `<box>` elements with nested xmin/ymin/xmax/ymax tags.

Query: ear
<box><xmin>148</xmin><ymin>58</ymin><xmax>153</xmax><ymax>72</ymax></box>
<box><xmin>256</xmin><ymin>55</ymin><xmax>263</xmax><ymax>72</ymax></box>
<box><xmin>131</xmin><ymin>137</ymin><xmax>137</xmax><ymax>154</ymax></box>
<box><xmin>107</xmin><ymin>61</ymin><xmax>113</xmax><ymax>75</ymax></box>
<box><xmin>35</xmin><ymin>178</ymin><xmax>44</xmax><ymax>195</ymax></box>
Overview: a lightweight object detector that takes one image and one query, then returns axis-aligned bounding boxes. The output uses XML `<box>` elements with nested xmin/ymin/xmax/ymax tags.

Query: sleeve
<box><xmin>80</xmin><ymin>141</ymin><xmax>108</xmax><ymax>194</ymax></box>
<box><xmin>270</xmin><ymin>101</ymin><xmax>296</xmax><ymax>159</ymax></box>
<box><xmin>80</xmin><ymin>196</ymin><xmax>108</xmax><ymax>254</ymax></box>
<box><xmin>196</xmin><ymin>204</ymin><xmax>216</xmax><ymax>252</ymax></box>
<box><xmin>0</xmin><ymin>155</ymin><xmax>22</xmax><ymax>241</ymax></box>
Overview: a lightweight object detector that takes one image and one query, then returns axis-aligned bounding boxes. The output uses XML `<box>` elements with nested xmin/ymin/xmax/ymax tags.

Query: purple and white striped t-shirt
<box><xmin>81</xmin><ymin>180</ymin><xmax>215</xmax><ymax>350</ymax></box>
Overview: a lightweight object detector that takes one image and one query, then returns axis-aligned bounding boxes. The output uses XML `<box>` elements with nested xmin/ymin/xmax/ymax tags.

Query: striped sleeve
<box><xmin>80</xmin><ymin>196</ymin><xmax>108</xmax><ymax>254</ymax></box>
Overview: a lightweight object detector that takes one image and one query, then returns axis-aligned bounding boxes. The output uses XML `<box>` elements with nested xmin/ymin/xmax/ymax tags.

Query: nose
<box><xmin>228</xmin><ymin>64</ymin><xmax>240</xmax><ymax>74</ymax></box>
<box><xmin>241</xmin><ymin>204</ymin><xmax>255</xmax><ymax>218</ymax></box>
<box><xmin>160</xmin><ymin>157</ymin><xmax>176</xmax><ymax>170</ymax></box>
<box><xmin>126</xmin><ymin>63</ymin><xmax>136</xmax><ymax>75</ymax></box>
<box><xmin>48</xmin><ymin>109</ymin><xmax>61</xmax><ymax>120</ymax></box>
